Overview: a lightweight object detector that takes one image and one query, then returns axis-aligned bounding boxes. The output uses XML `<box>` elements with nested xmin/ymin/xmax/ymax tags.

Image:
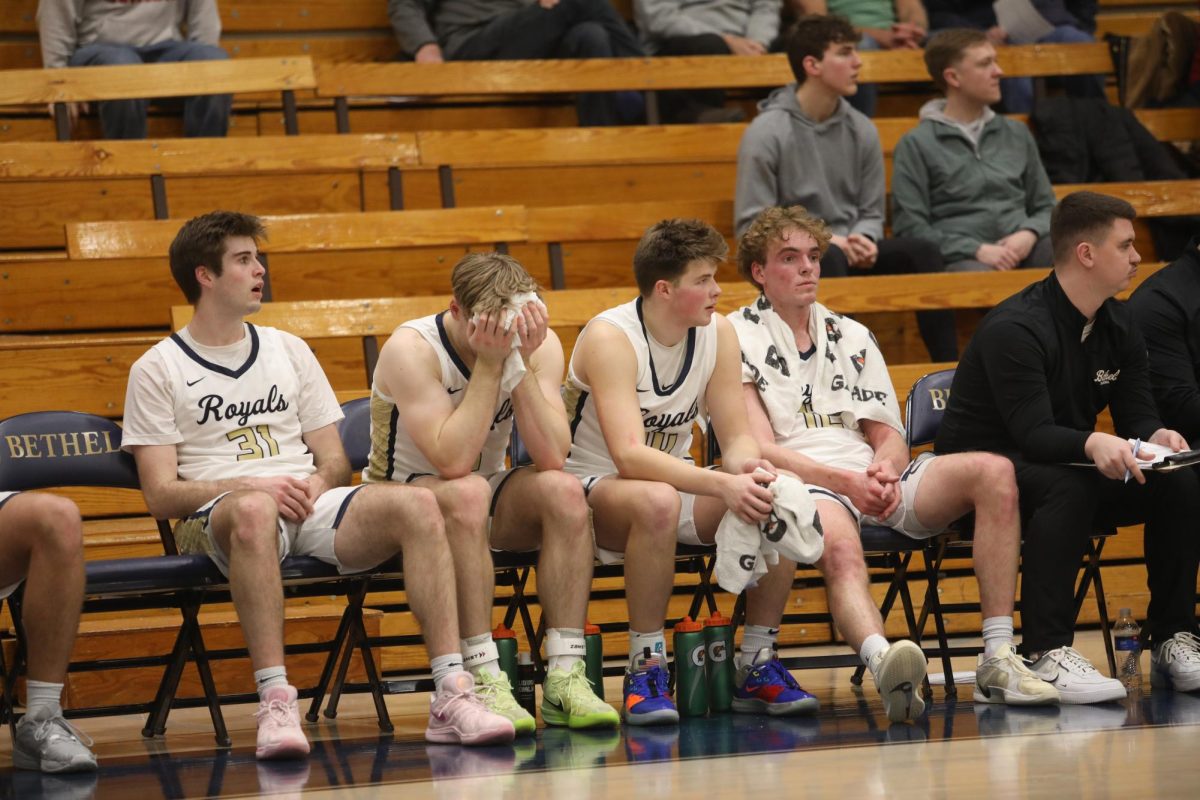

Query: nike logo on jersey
<box><xmin>186</xmin><ymin>377</ymin><xmax>205</xmax><ymax>387</ymax></box>
<box><xmin>447</xmin><ymin>387</ymin><xmax>463</xmax><ymax>395</ymax></box>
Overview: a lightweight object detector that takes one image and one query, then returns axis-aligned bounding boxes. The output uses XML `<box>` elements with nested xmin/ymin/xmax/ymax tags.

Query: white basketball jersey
<box><xmin>564</xmin><ymin>298</ymin><xmax>717</xmax><ymax>476</ymax></box>
<box><xmin>364</xmin><ymin>312</ymin><xmax>513</xmax><ymax>483</ymax></box>
<box><xmin>135</xmin><ymin>325</ymin><xmax>323</xmax><ymax>482</ymax></box>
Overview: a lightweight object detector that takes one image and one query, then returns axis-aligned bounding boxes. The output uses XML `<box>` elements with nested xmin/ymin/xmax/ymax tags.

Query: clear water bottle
<box><xmin>1113</xmin><ymin>608</ymin><xmax>1142</xmax><ymax>692</ymax></box>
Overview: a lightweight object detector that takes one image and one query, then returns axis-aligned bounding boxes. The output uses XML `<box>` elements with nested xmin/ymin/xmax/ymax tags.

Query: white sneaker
<box><xmin>974</xmin><ymin>643</ymin><xmax>1060</xmax><ymax>705</ymax></box>
<box><xmin>874</xmin><ymin>640</ymin><xmax>927</xmax><ymax>723</ymax></box>
<box><xmin>1151</xmin><ymin>632</ymin><xmax>1200</xmax><ymax>692</ymax></box>
<box><xmin>1029</xmin><ymin>647</ymin><xmax>1126</xmax><ymax>704</ymax></box>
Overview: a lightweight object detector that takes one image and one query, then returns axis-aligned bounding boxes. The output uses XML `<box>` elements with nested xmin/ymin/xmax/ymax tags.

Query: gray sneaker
<box><xmin>13</xmin><ymin>706</ymin><xmax>98</xmax><ymax>773</ymax></box>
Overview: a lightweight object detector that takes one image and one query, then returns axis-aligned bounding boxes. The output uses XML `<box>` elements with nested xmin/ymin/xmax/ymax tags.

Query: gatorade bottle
<box><xmin>584</xmin><ymin>621</ymin><xmax>605</xmax><ymax>700</ymax></box>
<box><xmin>704</xmin><ymin>612</ymin><xmax>734</xmax><ymax>713</ymax></box>
<box><xmin>672</xmin><ymin>616</ymin><xmax>708</xmax><ymax>716</ymax></box>
<box><xmin>493</xmin><ymin>624</ymin><xmax>519</xmax><ymax>694</ymax></box>
<box><xmin>516</xmin><ymin>652</ymin><xmax>538</xmax><ymax>717</ymax></box>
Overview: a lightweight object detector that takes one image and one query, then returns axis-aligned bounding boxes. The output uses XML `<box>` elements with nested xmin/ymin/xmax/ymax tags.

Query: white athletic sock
<box><xmin>545</xmin><ymin>627</ymin><xmax>586</xmax><ymax>672</ymax></box>
<box><xmin>982</xmin><ymin>616</ymin><xmax>1015</xmax><ymax>660</ymax></box>
<box><xmin>431</xmin><ymin>652</ymin><xmax>465</xmax><ymax>692</ymax></box>
<box><xmin>462</xmin><ymin>633</ymin><xmax>502</xmax><ymax>678</ymax></box>
<box><xmin>628</xmin><ymin>629</ymin><xmax>666</xmax><ymax>667</ymax></box>
<box><xmin>738</xmin><ymin>624</ymin><xmax>780</xmax><ymax>668</ymax></box>
<box><xmin>25</xmin><ymin>680</ymin><xmax>64</xmax><ymax>717</ymax></box>
<box><xmin>860</xmin><ymin>634</ymin><xmax>891</xmax><ymax>677</ymax></box>
<box><xmin>254</xmin><ymin>666</ymin><xmax>289</xmax><ymax>700</ymax></box>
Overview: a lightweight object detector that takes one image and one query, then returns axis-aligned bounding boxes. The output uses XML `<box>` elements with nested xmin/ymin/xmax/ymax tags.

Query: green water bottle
<box><xmin>584</xmin><ymin>621</ymin><xmax>605</xmax><ymax>700</ymax></box>
<box><xmin>672</xmin><ymin>616</ymin><xmax>708</xmax><ymax>717</ymax></box>
<box><xmin>704</xmin><ymin>612</ymin><xmax>734</xmax><ymax>713</ymax></box>
<box><xmin>493</xmin><ymin>623</ymin><xmax>519</xmax><ymax>694</ymax></box>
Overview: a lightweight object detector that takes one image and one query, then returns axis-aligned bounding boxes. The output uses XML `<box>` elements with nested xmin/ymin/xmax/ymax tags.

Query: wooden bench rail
<box><xmin>67</xmin><ymin>206</ymin><xmax>527</xmax><ymax>259</ymax></box>
<box><xmin>0</xmin><ymin>57</ymin><xmax>316</xmax><ymax>140</ymax></box>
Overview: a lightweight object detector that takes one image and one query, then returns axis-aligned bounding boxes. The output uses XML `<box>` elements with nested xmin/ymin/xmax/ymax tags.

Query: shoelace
<box><xmin>473</xmin><ymin>674</ymin><xmax>513</xmax><ymax>703</ymax></box>
<box><xmin>999</xmin><ymin>647</ymin><xmax>1041</xmax><ymax>677</ymax></box>
<box><xmin>560</xmin><ymin>662</ymin><xmax>597</xmax><ymax>703</ymax></box>
<box><xmin>1164</xmin><ymin>632</ymin><xmax>1200</xmax><ymax>663</ymax></box>
<box><xmin>256</xmin><ymin>698</ymin><xmax>299</xmax><ymax>728</ymax></box>
<box><xmin>630</xmin><ymin>664</ymin><xmax>668</xmax><ymax>697</ymax></box>
<box><xmin>32</xmin><ymin>715</ymin><xmax>94</xmax><ymax>748</ymax></box>
<box><xmin>756</xmin><ymin>659</ymin><xmax>802</xmax><ymax>690</ymax></box>
<box><xmin>1049</xmin><ymin>646</ymin><xmax>1098</xmax><ymax>675</ymax></box>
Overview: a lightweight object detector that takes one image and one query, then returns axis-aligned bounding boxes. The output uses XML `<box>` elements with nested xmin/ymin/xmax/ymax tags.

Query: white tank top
<box><xmin>364</xmin><ymin>312</ymin><xmax>513</xmax><ymax>483</ymax></box>
<box><xmin>564</xmin><ymin>298</ymin><xmax>717</xmax><ymax>476</ymax></box>
<box><xmin>139</xmin><ymin>325</ymin><xmax>319</xmax><ymax>481</ymax></box>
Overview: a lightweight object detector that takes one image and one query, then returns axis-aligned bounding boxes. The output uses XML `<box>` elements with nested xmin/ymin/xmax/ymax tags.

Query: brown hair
<box><xmin>633</xmin><ymin>219</ymin><xmax>729</xmax><ymax>296</ymax></box>
<box><xmin>169</xmin><ymin>211</ymin><xmax>266</xmax><ymax>304</ymax></box>
<box><xmin>1050</xmin><ymin>191</ymin><xmax>1137</xmax><ymax>264</ymax></box>
<box><xmin>923</xmin><ymin>28</ymin><xmax>990</xmax><ymax>92</ymax></box>
<box><xmin>450</xmin><ymin>252</ymin><xmax>540</xmax><ymax>315</ymax></box>
<box><xmin>737</xmin><ymin>206</ymin><xmax>832</xmax><ymax>289</ymax></box>
<box><xmin>786</xmin><ymin>15</ymin><xmax>859</xmax><ymax>85</ymax></box>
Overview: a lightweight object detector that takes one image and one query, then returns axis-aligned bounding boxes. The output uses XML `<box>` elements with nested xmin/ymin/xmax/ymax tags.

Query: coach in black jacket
<box><xmin>1129</xmin><ymin>237</ymin><xmax>1200</xmax><ymax>444</ymax></box>
<box><xmin>936</xmin><ymin>192</ymin><xmax>1200</xmax><ymax>701</ymax></box>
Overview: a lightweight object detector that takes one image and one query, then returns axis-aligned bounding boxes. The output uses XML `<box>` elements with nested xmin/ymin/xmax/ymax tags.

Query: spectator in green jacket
<box><xmin>891</xmin><ymin>28</ymin><xmax>1056</xmax><ymax>272</ymax></box>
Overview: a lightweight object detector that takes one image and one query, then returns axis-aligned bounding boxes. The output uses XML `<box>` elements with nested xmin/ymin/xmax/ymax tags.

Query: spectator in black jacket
<box><xmin>388</xmin><ymin>0</ymin><xmax>645</xmax><ymax>126</ymax></box>
<box><xmin>925</xmin><ymin>0</ymin><xmax>1104</xmax><ymax>112</ymax></box>
<box><xmin>936</xmin><ymin>191</ymin><xmax>1200</xmax><ymax>701</ymax></box>
<box><xmin>1129</xmin><ymin>237</ymin><xmax>1200</xmax><ymax>444</ymax></box>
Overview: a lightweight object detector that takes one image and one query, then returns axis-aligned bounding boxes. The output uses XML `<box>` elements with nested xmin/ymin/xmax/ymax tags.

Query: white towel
<box><xmin>714</xmin><ymin>470</ymin><xmax>824</xmax><ymax>595</ymax></box>
<box><xmin>728</xmin><ymin>296</ymin><xmax>904</xmax><ymax>441</ymax></box>
<box><xmin>473</xmin><ymin>291</ymin><xmax>545</xmax><ymax>392</ymax></box>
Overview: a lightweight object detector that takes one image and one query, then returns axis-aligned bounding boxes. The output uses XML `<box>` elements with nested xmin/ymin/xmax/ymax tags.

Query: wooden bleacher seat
<box><xmin>314</xmin><ymin>43</ymin><xmax>1115</xmax><ymax>128</ymax></box>
<box><xmin>0</xmin><ymin>56</ymin><xmax>316</xmax><ymax>139</ymax></box>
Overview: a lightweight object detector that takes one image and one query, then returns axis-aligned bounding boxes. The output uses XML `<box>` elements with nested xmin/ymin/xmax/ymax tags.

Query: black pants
<box><xmin>1012</xmin><ymin>457</ymin><xmax>1200</xmax><ymax>653</ymax></box>
<box><xmin>821</xmin><ymin>236</ymin><xmax>959</xmax><ymax>362</ymax></box>
<box><xmin>448</xmin><ymin>0</ymin><xmax>645</xmax><ymax>126</ymax></box>
<box><xmin>656</xmin><ymin>33</ymin><xmax>731</xmax><ymax>122</ymax></box>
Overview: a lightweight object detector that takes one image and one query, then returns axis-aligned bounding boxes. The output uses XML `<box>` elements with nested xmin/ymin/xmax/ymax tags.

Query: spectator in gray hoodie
<box><xmin>388</xmin><ymin>0</ymin><xmax>645</xmax><ymax>127</ymax></box>
<box><xmin>735</xmin><ymin>14</ymin><xmax>957</xmax><ymax>361</ymax></box>
<box><xmin>37</xmin><ymin>0</ymin><xmax>230</xmax><ymax>139</ymax></box>
<box><xmin>890</xmin><ymin>29</ymin><xmax>1056</xmax><ymax>272</ymax></box>
<box><xmin>634</xmin><ymin>0</ymin><xmax>783</xmax><ymax>123</ymax></box>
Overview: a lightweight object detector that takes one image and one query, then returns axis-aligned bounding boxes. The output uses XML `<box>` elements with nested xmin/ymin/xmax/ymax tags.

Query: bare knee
<box><xmin>816</xmin><ymin>525</ymin><xmax>867</xmax><ymax>582</ymax></box>
<box><xmin>535</xmin><ymin>471</ymin><xmax>589</xmax><ymax>532</ymax></box>
<box><xmin>221</xmin><ymin>491</ymin><xmax>281</xmax><ymax>554</ymax></box>
<box><xmin>968</xmin><ymin>454</ymin><xmax>1018</xmax><ymax>510</ymax></box>
<box><xmin>438</xmin><ymin>475</ymin><xmax>491</xmax><ymax>542</ymax></box>
<box><xmin>629</xmin><ymin>483</ymin><xmax>682</xmax><ymax>550</ymax></box>
<box><xmin>380</xmin><ymin>484</ymin><xmax>445</xmax><ymax>543</ymax></box>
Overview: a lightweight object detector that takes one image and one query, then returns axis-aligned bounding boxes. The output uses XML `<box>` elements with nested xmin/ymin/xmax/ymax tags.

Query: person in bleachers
<box><xmin>633</xmin><ymin>0</ymin><xmax>783</xmax><ymax>123</ymax></box>
<box><xmin>730</xmin><ymin>205</ymin><xmax>1059</xmax><ymax>713</ymax></box>
<box><xmin>0</xmin><ymin>493</ymin><xmax>97</xmax><ymax>772</ymax></box>
<box><xmin>735</xmin><ymin>14</ymin><xmax>959</xmax><ymax>362</ymax></box>
<box><xmin>121</xmin><ymin>211</ymin><xmax>515</xmax><ymax>757</ymax></box>
<box><xmin>387</xmin><ymin>0</ymin><xmax>645</xmax><ymax>126</ymax></box>
<box><xmin>363</xmin><ymin>252</ymin><xmax>618</xmax><ymax>736</ymax></box>
<box><xmin>790</xmin><ymin>0</ymin><xmax>929</xmax><ymax>116</ymax></box>
<box><xmin>935</xmin><ymin>191</ymin><xmax>1200</xmax><ymax>701</ymax></box>
<box><xmin>925</xmin><ymin>0</ymin><xmax>1105</xmax><ymax>113</ymax></box>
<box><xmin>36</xmin><ymin>0</ymin><xmax>232</xmax><ymax>139</ymax></box>
<box><xmin>891</xmin><ymin>28</ymin><xmax>1056</xmax><ymax>273</ymax></box>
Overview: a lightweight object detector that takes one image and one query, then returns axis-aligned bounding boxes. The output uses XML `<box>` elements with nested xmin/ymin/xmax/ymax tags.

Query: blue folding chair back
<box><xmin>0</xmin><ymin>411</ymin><xmax>139</xmax><ymax>491</ymax></box>
<box><xmin>904</xmin><ymin>368</ymin><xmax>956</xmax><ymax>449</ymax></box>
<box><xmin>338</xmin><ymin>397</ymin><xmax>372</xmax><ymax>473</ymax></box>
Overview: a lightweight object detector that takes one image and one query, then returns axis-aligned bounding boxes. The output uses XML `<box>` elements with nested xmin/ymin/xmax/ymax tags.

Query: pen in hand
<box><xmin>1124</xmin><ymin>438</ymin><xmax>1141</xmax><ymax>484</ymax></box>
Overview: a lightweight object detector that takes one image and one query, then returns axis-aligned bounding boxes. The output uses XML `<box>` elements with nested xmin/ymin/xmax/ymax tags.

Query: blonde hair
<box><xmin>450</xmin><ymin>252</ymin><xmax>540</xmax><ymax>315</ymax></box>
<box><xmin>737</xmin><ymin>206</ymin><xmax>832</xmax><ymax>289</ymax></box>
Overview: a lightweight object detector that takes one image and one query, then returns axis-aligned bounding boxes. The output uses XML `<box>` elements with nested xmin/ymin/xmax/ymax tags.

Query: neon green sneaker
<box><xmin>473</xmin><ymin>670</ymin><xmax>536</xmax><ymax>736</ymax></box>
<box><xmin>541</xmin><ymin>660</ymin><xmax>620</xmax><ymax>729</ymax></box>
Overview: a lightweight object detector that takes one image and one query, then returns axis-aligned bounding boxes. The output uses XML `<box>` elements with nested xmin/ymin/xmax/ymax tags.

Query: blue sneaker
<box><xmin>622</xmin><ymin>652</ymin><xmax>679</xmax><ymax>726</ymax></box>
<box><xmin>732</xmin><ymin>648</ymin><xmax>819</xmax><ymax>716</ymax></box>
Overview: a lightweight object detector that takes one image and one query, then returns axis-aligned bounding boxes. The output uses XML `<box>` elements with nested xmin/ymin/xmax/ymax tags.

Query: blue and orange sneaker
<box><xmin>622</xmin><ymin>651</ymin><xmax>679</xmax><ymax>726</ymax></box>
<box><xmin>732</xmin><ymin>648</ymin><xmax>819</xmax><ymax>716</ymax></box>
